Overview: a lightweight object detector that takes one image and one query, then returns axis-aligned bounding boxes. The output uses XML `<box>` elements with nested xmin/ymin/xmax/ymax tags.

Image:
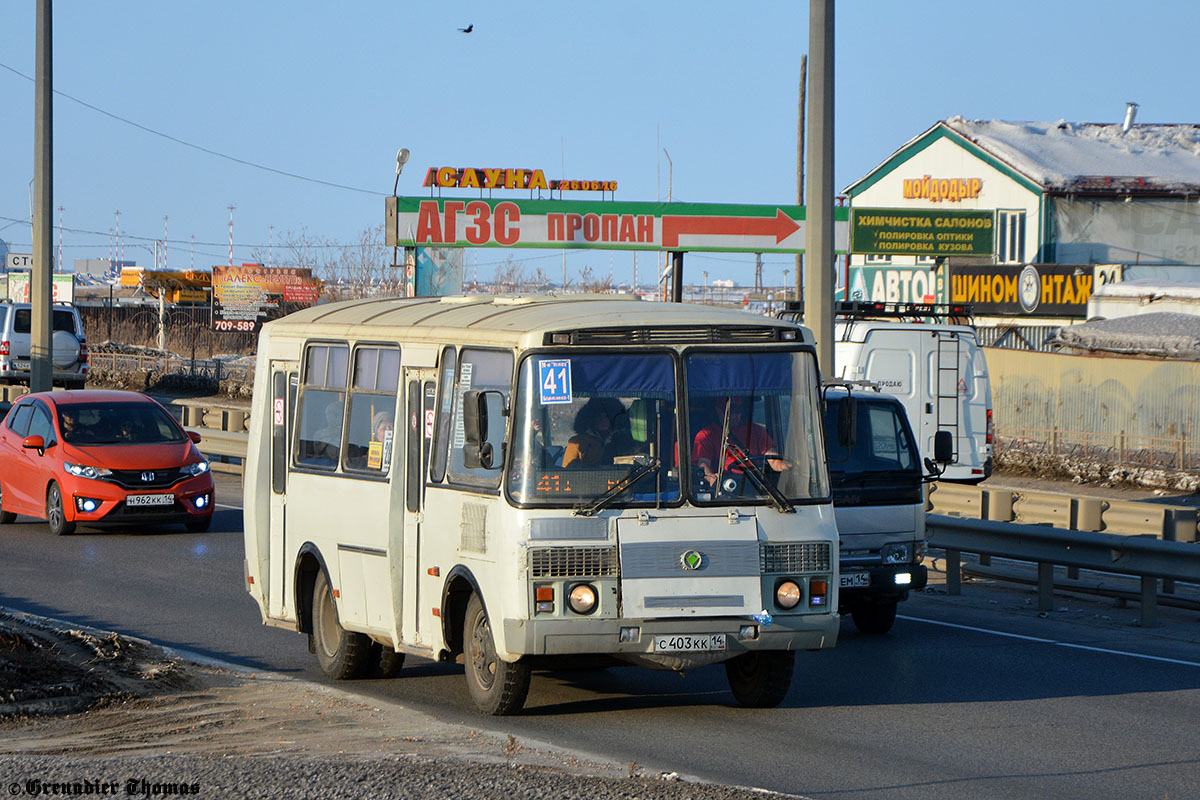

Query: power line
<box><xmin>0</xmin><ymin>61</ymin><xmax>385</xmax><ymax>197</ymax></box>
<box><xmin>0</xmin><ymin>214</ymin><xmax>358</xmax><ymax>251</ymax></box>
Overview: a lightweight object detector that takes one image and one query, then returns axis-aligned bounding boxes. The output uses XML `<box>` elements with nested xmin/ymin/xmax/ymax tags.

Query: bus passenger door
<box><xmin>400</xmin><ymin>369</ymin><xmax>437</xmax><ymax>646</ymax></box>
<box><xmin>268</xmin><ymin>365</ymin><xmax>298</xmax><ymax>618</ymax></box>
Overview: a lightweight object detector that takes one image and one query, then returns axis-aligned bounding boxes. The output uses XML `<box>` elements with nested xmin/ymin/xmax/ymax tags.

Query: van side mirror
<box><xmin>836</xmin><ymin>398</ymin><xmax>858</xmax><ymax>448</ymax></box>
<box><xmin>462</xmin><ymin>389</ymin><xmax>505</xmax><ymax>470</ymax></box>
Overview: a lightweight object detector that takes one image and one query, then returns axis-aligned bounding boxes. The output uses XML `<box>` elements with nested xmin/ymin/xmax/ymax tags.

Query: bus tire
<box><xmin>724</xmin><ymin>650</ymin><xmax>794</xmax><ymax>708</ymax></box>
<box><xmin>46</xmin><ymin>482</ymin><xmax>76</xmax><ymax>536</ymax></box>
<box><xmin>376</xmin><ymin>646</ymin><xmax>405</xmax><ymax>678</ymax></box>
<box><xmin>851</xmin><ymin>600</ymin><xmax>898</xmax><ymax>635</ymax></box>
<box><xmin>311</xmin><ymin>571</ymin><xmax>373</xmax><ymax>680</ymax></box>
<box><xmin>464</xmin><ymin>592</ymin><xmax>530</xmax><ymax>715</ymax></box>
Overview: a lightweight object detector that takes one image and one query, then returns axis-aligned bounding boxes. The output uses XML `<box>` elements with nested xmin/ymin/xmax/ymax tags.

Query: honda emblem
<box><xmin>141</xmin><ymin>471</ymin><xmax>155</xmax><ymax>482</ymax></box>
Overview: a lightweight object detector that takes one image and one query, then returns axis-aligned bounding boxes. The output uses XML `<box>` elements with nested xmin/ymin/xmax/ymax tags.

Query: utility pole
<box><xmin>796</xmin><ymin>54</ymin><xmax>806</xmax><ymax>307</ymax></box>
<box><xmin>31</xmin><ymin>0</ymin><xmax>54</xmax><ymax>393</ymax></box>
<box><xmin>804</xmin><ymin>0</ymin><xmax>835</xmax><ymax>373</ymax></box>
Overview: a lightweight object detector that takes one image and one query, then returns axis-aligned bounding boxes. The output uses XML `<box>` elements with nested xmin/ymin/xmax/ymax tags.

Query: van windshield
<box><xmin>824</xmin><ymin>397</ymin><xmax>919</xmax><ymax>476</ymax></box>
<box><xmin>57</xmin><ymin>402</ymin><xmax>186</xmax><ymax>445</ymax></box>
<box><xmin>508</xmin><ymin>353</ymin><xmax>680</xmax><ymax>507</ymax></box>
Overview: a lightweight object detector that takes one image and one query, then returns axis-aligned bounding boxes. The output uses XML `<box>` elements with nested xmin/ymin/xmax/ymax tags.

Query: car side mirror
<box><xmin>836</xmin><ymin>398</ymin><xmax>858</xmax><ymax>448</ymax></box>
<box><xmin>22</xmin><ymin>434</ymin><xmax>46</xmax><ymax>454</ymax></box>
<box><xmin>188</xmin><ymin>431</ymin><xmax>203</xmax><ymax>444</ymax></box>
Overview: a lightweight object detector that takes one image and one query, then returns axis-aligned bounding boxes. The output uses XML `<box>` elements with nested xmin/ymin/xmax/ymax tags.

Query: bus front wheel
<box><xmin>463</xmin><ymin>592</ymin><xmax>530</xmax><ymax>715</ymax></box>
<box><xmin>312</xmin><ymin>571</ymin><xmax>373</xmax><ymax>680</ymax></box>
<box><xmin>725</xmin><ymin>650</ymin><xmax>794</xmax><ymax>708</ymax></box>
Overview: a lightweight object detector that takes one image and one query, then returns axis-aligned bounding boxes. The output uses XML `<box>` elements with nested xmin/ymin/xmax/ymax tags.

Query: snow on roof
<box><xmin>1050</xmin><ymin>311</ymin><xmax>1200</xmax><ymax>358</ymax></box>
<box><xmin>943</xmin><ymin>117</ymin><xmax>1200</xmax><ymax>193</ymax></box>
<box><xmin>1091</xmin><ymin>279</ymin><xmax>1200</xmax><ymax>300</ymax></box>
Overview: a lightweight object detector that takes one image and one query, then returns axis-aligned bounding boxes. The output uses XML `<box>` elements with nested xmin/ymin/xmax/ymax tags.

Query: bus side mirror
<box><xmin>462</xmin><ymin>389</ymin><xmax>504</xmax><ymax>470</ymax></box>
<box><xmin>836</xmin><ymin>398</ymin><xmax>857</xmax><ymax>448</ymax></box>
<box><xmin>933</xmin><ymin>430</ymin><xmax>953</xmax><ymax>463</ymax></box>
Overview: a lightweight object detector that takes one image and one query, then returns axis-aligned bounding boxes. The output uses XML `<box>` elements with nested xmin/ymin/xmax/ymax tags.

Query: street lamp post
<box><xmin>392</xmin><ymin>148</ymin><xmax>410</xmax><ymax>295</ymax></box>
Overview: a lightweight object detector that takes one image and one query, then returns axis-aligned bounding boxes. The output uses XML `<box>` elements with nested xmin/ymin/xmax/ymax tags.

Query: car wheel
<box><xmin>185</xmin><ymin>515</ymin><xmax>212</xmax><ymax>533</ymax></box>
<box><xmin>724</xmin><ymin>650</ymin><xmax>794</xmax><ymax>708</ymax></box>
<box><xmin>46</xmin><ymin>482</ymin><xmax>76</xmax><ymax>536</ymax></box>
<box><xmin>463</xmin><ymin>592</ymin><xmax>530</xmax><ymax>715</ymax></box>
<box><xmin>0</xmin><ymin>482</ymin><xmax>17</xmax><ymax>524</ymax></box>
<box><xmin>850</xmin><ymin>600</ymin><xmax>898</xmax><ymax>635</ymax></box>
<box><xmin>311</xmin><ymin>571</ymin><xmax>373</xmax><ymax>680</ymax></box>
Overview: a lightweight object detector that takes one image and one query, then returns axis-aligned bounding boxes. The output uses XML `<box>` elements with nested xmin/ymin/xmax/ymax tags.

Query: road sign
<box><xmin>387</xmin><ymin>197</ymin><xmax>849</xmax><ymax>255</ymax></box>
<box><xmin>4</xmin><ymin>253</ymin><xmax>33</xmax><ymax>270</ymax></box>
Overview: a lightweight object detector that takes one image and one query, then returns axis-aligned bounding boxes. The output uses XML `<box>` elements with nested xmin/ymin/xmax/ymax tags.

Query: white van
<box><xmin>831</xmin><ymin>302</ymin><xmax>992</xmax><ymax>483</ymax></box>
<box><xmin>243</xmin><ymin>295</ymin><xmax>840</xmax><ymax>715</ymax></box>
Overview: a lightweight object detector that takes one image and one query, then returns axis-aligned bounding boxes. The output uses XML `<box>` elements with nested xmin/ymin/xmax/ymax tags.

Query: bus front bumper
<box><xmin>503</xmin><ymin>612</ymin><xmax>839</xmax><ymax>658</ymax></box>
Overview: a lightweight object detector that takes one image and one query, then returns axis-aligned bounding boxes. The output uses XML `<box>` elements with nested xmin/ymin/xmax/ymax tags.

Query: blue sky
<box><xmin>1</xmin><ymin>1</ymin><xmax>1197</xmax><ymax>288</ymax></box>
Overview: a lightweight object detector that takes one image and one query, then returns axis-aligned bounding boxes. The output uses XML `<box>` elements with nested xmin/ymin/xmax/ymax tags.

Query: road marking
<box><xmin>899</xmin><ymin>614</ymin><xmax>1200</xmax><ymax>668</ymax></box>
<box><xmin>216</xmin><ymin>502</ymin><xmax>243</xmax><ymax>510</ymax></box>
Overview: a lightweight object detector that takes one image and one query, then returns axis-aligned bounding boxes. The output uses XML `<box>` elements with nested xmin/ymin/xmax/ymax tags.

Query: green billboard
<box><xmin>851</xmin><ymin>208</ymin><xmax>994</xmax><ymax>257</ymax></box>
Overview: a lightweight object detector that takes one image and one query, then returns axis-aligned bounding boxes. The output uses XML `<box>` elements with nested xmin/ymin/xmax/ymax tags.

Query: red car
<box><xmin>0</xmin><ymin>390</ymin><xmax>215</xmax><ymax>534</ymax></box>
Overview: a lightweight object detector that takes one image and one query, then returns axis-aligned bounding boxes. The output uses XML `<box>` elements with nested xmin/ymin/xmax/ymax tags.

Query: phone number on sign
<box><xmin>213</xmin><ymin>319</ymin><xmax>258</xmax><ymax>332</ymax></box>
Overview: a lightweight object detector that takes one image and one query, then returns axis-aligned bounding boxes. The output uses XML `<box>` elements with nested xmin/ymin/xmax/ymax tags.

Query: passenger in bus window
<box><xmin>563</xmin><ymin>398</ymin><xmax>638</xmax><ymax>467</ymax></box>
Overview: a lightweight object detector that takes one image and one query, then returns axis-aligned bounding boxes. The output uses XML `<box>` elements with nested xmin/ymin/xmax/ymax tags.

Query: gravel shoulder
<box><xmin>0</xmin><ymin>610</ymin><xmax>797</xmax><ymax>800</ymax></box>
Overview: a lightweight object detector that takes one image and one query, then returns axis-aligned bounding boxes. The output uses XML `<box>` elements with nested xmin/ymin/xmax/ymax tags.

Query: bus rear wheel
<box><xmin>312</xmin><ymin>571</ymin><xmax>373</xmax><ymax>680</ymax></box>
<box><xmin>725</xmin><ymin>650</ymin><xmax>794</xmax><ymax>708</ymax></box>
<box><xmin>463</xmin><ymin>592</ymin><xmax>530</xmax><ymax>715</ymax></box>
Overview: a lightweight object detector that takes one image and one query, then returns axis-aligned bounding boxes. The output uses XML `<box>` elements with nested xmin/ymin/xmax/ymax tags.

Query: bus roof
<box><xmin>264</xmin><ymin>295</ymin><xmax>809</xmax><ymax>348</ymax></box>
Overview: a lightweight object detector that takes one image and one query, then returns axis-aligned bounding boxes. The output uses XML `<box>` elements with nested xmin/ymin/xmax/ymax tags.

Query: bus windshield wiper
<box><xmin>725</xmin><ymin>443</ymin><xmax>795</xmax><ymax>513</ymax></box>
<box><xmin>574</xmin><ymin>455</ymin><xmax>661</xmax><ymax>517</ymax></box>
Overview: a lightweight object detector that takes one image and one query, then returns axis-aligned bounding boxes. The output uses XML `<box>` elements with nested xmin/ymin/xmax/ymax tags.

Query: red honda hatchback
<box><xmin>0</xmin><ymin>390</ymin><xmax>215</xmax><ymax>534</ymax></box>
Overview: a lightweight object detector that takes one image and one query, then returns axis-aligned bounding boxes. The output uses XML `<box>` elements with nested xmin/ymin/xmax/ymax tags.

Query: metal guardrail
<box><xmin>927</xmin><ymin>514</ymin><xmax>1200</xmax><ymax>627</ymax></box>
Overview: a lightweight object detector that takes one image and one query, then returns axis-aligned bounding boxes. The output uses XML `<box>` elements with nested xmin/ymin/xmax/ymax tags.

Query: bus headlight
<box><xmin>567</xmin><ymin>583</ymin><xmax>598</xmax><ymax>615</ymax></box>
<box><xmin>774</xmin><ymin>580</ymin><xmax>802</xmax><ymax>610</ymax></box>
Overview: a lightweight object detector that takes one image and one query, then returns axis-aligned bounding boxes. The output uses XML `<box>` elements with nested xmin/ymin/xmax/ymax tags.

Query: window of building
<box><xmin>865</xmin><ymin>254</ymin><xmax>892</xmax><ymax>265</ymax></box>
<box><xmin>997</xmin><ymin>210</ymin><xmax>1026</xmax><ymax>264</ymax></box>
<box><xmin>295</xmin><ymin>343</ymin><xmax>350</xmax><ymax>469</ymax></box>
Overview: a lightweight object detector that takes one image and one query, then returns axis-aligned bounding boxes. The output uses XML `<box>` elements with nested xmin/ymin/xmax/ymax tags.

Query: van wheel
<box><xmin>851</xmin><ymin>600</ymin><xmax>898</xmax><ymax>635</ymax></box>
<box><xmin>376</xmin><ymin>647</ymin><xmax>406</xmax><ymax>678</ymax></box>
<box><xmin>724</xmin><ymin>650</ymin><xmax>794</xmax><ymax>708</ymax></box>
<box><xmin>463</xmin><ymin>592</ymin><xmax>530</xmax><ymax>715</ymax></box>
<box><xmin>46</xmin><ymin>482</ymin><xmax>76</xmax><ymax>536</ymax></box>
<box><xmin>311</xmin><ymin>571</ymin><xmax>373</xmax><ymax>679</ymax></box>
<box><xmin>0</xmin><ymin>483</ymin><xmax>17</xmax><ymax>524</ymax></box>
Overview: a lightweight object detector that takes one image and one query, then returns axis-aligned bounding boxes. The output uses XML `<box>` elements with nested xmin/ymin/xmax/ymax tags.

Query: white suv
<box><xmin>0</xmin><ymin>301</ymin><xmax>88</xmax><ymax>389</ymax></box>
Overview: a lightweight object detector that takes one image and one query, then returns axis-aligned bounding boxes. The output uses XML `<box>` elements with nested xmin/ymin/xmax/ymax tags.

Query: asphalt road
<box><xmin>2</xmin><ymin>471</ymin><xmax>1199</xmax><ymax>799</ymax></box>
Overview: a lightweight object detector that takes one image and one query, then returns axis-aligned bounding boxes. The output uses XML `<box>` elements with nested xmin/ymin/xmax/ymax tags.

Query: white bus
<box><xmin>243</xmin><ymin>295</ymin><xmax>839</xmax><ymax>715</ymax></box>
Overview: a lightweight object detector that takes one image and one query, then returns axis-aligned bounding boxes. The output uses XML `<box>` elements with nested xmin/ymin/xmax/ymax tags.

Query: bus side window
<box><xmin>429</xmin><ymin>345</ymin><xmax>457</xmax><ymax>483</ymax></box>
<box><xmin>446</xmin><ymin>348</ymin><xmax>513</xmax><ymax>490</ymax></box>
<box><xmin>343</xmin><ymin>346</ymin><xmax>400</xmax><ymax>474</ymax></box>
<box><xmin>295</xmin><ymin>343</ymin><xmax>350</xmax><ymax>469</ymax></box>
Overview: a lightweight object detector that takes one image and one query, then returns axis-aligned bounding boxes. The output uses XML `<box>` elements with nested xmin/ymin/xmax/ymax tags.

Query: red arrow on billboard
<box><xmin>661</xmin><ymin>208</ymin><xmax>800</xmax><ymax>248</ymax></box>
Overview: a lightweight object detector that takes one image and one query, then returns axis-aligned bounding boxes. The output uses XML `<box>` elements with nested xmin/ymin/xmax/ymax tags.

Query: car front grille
<box><xmin>103</xmin><ymin>468</ymin><xmax>188</xmax><ymax>490</ymax></box>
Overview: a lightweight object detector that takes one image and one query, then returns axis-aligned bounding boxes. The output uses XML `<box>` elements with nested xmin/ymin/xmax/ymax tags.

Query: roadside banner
<box><xmin>212</xmin><ymin>265</ymin><xmax>321</xmax><ymax>333</ymax></box>
<box><xmin>6</xmin><ymin>272</ymin><xmax>76</xmax><ymax>304</ymax></box>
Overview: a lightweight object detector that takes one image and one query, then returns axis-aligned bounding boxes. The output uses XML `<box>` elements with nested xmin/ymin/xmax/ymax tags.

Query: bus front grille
<box><xmin>760</xmin><ymin>542</ymin><xmax>831</xmax><ymax>574</ymax></box>
<box><xmin>529</xmin><ymin>546</ymin><xmax>618</xmax><ymax>578</ymax></box>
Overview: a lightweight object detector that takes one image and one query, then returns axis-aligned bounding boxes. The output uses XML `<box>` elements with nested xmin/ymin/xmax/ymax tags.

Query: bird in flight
<box><xmin>458</xmin><ymin>23</ymin><xmax>473</xmax><ymax>33</ymax></box>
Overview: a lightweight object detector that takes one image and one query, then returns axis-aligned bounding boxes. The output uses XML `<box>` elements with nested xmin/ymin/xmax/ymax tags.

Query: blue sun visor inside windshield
<box><xmin>536</xmin><ymin>354</ymin><xmax>675</xmax><ymax>400</ymax></box>
<box><xmin>686</xmin><ymin>352</ymin><xmax>794</xmax><ymax>396</ymax></box>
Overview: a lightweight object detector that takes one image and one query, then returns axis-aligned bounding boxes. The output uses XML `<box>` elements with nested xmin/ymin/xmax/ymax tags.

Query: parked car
<box><xmin>0</xmin><ymin>390</ymin><xmax>214</xmax><ymax>534</ymax></box>
<box><xmin>0</xmin><ymin>300</ymin><xmax>89</xmax><ymax>389</ymax></box>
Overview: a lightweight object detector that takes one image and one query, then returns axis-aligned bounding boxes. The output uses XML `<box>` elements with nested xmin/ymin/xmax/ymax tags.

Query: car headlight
<box><xmin>183</xmin><ymin>460</ymin><xmax>210</xmax><ymax>476</ymax></box>
<box><xmin>881</xmin><ymin>542</ymin><xmax>914</xmax><ymax>565</ymax></box>
<box><xmin>64</xmin><ymin>462</ymin><xmax>112</xmax><ymax>480</ymax></box>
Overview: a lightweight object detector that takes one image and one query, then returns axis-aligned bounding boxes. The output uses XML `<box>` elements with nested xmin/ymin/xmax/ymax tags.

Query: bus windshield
<box><xmin>508</xmin><ymin>353</ymin><xmax>680</xmax><ymax>507</ymax></box>
<box><xmin>685</xmin><ymin>351</ymin><xmax>829</xmax><ymax>504</ymax></box>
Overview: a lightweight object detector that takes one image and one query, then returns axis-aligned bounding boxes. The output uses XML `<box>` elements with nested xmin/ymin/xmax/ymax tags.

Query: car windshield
<box><xmin>508</xmin><ymin>353</ymin><xmax>680</xmax><ymax>508</ymax></box>
<box><xmin>824</xmin><ymin>397</ymin><xmax>920</xmax><ymax>477</ymax></box>
<box><xmin>684</xmin><ymin>351</ymin><xmax>829</xmax><ymax>504</ymax></box>
<box><xmin>57</xmin><ymin>402</ymin><xmax>186</xmax><ymax>445</ymax></box>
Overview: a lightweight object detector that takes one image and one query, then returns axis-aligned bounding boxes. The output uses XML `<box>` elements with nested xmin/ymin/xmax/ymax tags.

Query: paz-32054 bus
<box><xmin>243</xmin><ymin>295</ymin><xmax>838</xmax><ymax>714</ymax></box>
